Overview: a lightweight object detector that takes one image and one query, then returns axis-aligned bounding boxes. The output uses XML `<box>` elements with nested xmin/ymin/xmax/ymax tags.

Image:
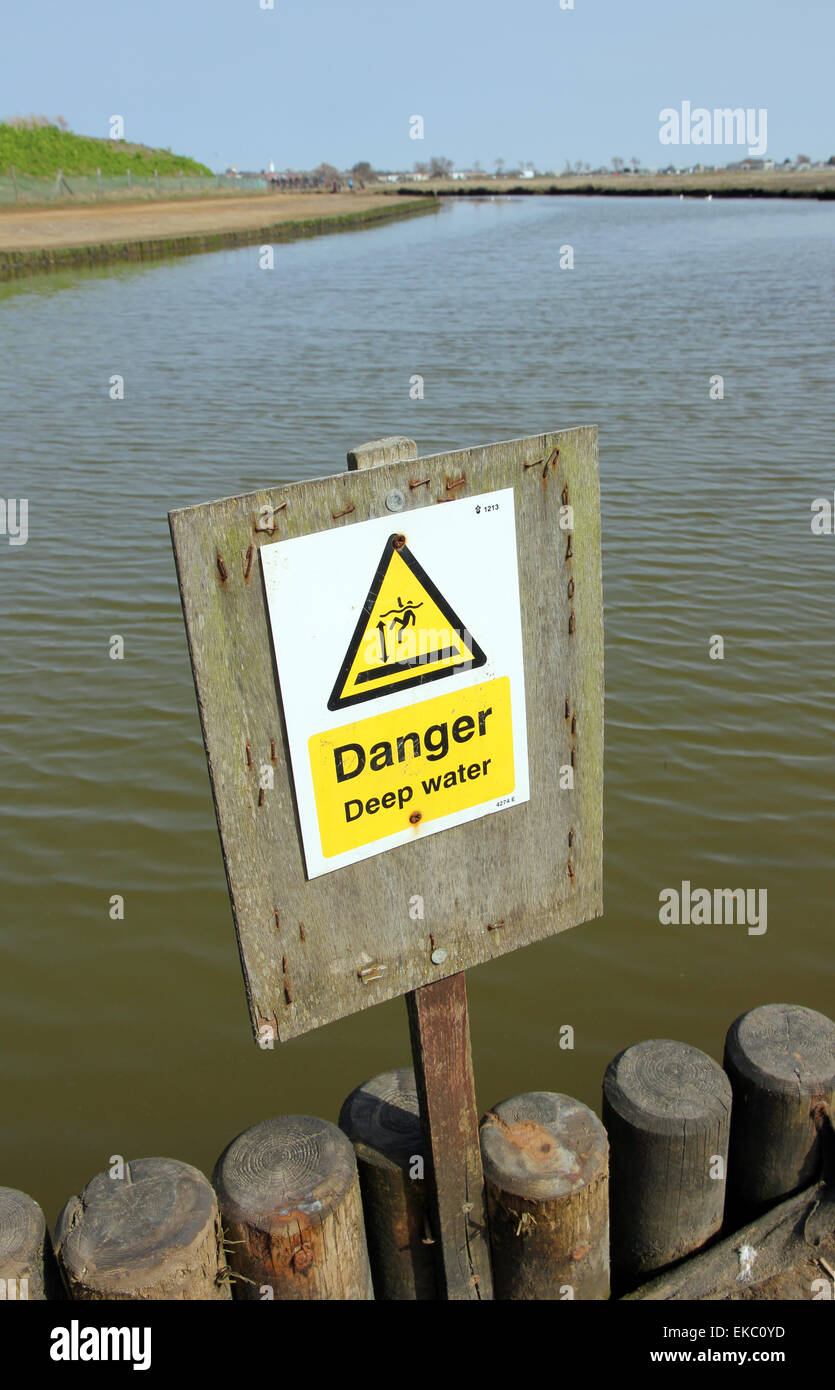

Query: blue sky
<box><xmin>3</xmin><ymin>0</ymin><xmax>833</xmax><ymax>171</ymax></box>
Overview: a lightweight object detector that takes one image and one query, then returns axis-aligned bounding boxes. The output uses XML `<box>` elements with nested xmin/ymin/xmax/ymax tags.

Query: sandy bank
<box><xmin>0</xmin><ymin>192</ymin><xmax>438</xmax><ymax>278</ymax></box>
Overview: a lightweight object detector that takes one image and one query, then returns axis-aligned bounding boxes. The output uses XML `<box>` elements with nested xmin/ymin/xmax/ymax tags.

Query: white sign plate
<box><xmin>261</xmin><ymin>488</ymin><xmax>530</xmax><ymax>878</ymax></box>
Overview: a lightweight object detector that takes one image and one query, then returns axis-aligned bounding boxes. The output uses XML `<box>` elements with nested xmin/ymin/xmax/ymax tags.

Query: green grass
<box><xmin>0</xmin><ymin>124</ymin><xmax>211</xmax><ymax>177</ymax></box>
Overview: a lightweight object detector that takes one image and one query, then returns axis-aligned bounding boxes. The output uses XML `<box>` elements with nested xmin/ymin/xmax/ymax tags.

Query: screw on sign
<box><xmin>169</xmin><ymin>429</ymin><xmax>603</xmax><ymax>1299</ymax></box>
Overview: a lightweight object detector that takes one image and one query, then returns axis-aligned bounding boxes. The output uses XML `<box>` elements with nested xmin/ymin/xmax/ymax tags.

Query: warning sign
<box><xmin>260</xmin><ymin>488</ymin><xmax>529</xmax><ymax>878</ymax></box>
<box><xmin>329</xmin><ymin>535</ymin><xmax>486</xmax><ymax>709</ymax></box>
<box><xmin>171</xmin><ymin>426</ymin><xmax>603</xmax><ymax>1036</ymax></box>
<box><xmin>312</xmin><ymin>677</ymin><xmax>513</xmax><ymax>857</ymax></box>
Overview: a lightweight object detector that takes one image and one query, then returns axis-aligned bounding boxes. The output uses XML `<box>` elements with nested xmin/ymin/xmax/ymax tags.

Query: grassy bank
<box><xmin>0</xmin><ymin>198</ymin><xmax>439</xmax><ymax>280</ymax></box>
<box><xmin>0</xmin><ymin>122</ymin><xmax>211</xmax><ymax>177</ymax></box>
<box><xmin>392</xmin><ymin>169</ymin><xmax>835</xmax><ymax>201</ymax></box>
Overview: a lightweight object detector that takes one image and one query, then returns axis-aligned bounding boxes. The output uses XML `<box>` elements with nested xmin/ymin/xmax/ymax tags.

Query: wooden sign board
<box><xmin>169</xmin><ymin>429</ymin><xmax>603</xmax><ymax>1042</ymax></box>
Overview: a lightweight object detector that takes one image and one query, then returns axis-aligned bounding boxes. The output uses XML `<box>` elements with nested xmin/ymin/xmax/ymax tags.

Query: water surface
<box><xmin>1</xmin><ymin>196</ymin><xmax>833</xmax><ymax>1220</ymax></box>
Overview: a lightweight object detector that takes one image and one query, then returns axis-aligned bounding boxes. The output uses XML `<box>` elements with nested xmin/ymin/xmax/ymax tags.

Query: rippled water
<box><xmin>1</xmin><ymin>197</ymin><xmax>833</xmax><ymax>1222</ymax></box>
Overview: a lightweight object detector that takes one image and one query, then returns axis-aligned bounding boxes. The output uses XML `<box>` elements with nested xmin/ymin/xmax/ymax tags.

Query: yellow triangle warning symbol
<box><xmin>328</xmin><ymin>533</ymin><xmax>487</xmax><ymax>710</ymax></box>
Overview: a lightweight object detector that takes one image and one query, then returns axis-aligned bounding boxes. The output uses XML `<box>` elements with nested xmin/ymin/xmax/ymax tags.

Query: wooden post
<box><xmin>602</xmin><ymin>1039</ymin><xmax>732</xmax><ymax>1291</ymax></box>
<box><xmin>346</xmin><ymin>436</ymin><xmax>422</xmax><ymax>471</ymax></box>
<box><xmin>154</xmin><ymin>168</ymin><xmax>160</xmax><ymax>195</ymax></box>
<box><xmin>407</xmin><ymin>975</ymin><xmax>494</xmax><ymax>1299</ymax></box>
<box><xmin>10</xmin><ymin>166</ymin><xmax>17</xmax><ymax>202</ymax></box>
<box><xmin>54</xmin><ymin>1158</ymin><xmax>230</xmax><ymax>1300</ymax></box>
<box><xmin>213</xmin><ymin>1115</ymin><xmax>373</xmax><ymax>1300</ymax></box>
<box><xmin>126</xmin><ymin>168</ymin><xmax>132</xmax><ymax>191</ymax></box>
<box><xmin>96</xmin><ymin>166</ymin><xmax>102</xmax><ymax>201</ymax></box>
<box><xmin>339</xmin><ymin>1067</ymin><xmax>436</xmax><ymax>1299</ymax></box>
<box><xmin>53</xmin><ymin>168</ymin><xmax>63</xmax><ymax>200</ymax></box>
<box><xmin>724</xmin><ymin>1002</ymin><xmax>835</xmax><ymax>1214</ymax></box>
<box><xmin>480</xmin><ymin>1092</ymin><xmax>609</xmax><ymax>1300</ymax></box>
<box><xmin>0</xmin><ymin>1187</ymin><xmax>60</xmax><ymax>1300</ymax></box>
<box><xmin>347</xmin><ymin>435</ymin><xmax>494</xmax><ymax>1302</ymax></box>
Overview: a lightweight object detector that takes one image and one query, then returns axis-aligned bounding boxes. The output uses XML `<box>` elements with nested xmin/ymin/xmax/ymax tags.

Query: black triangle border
<box><xmin>327</xmin><ymin>534</ymin><xmax>487</xmax><ymax>711</ymax></box>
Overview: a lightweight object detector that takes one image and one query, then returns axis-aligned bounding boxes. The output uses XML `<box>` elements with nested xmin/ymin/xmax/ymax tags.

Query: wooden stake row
<box><xmin>1</xmin><ymin>1002</ymin><xmax>831</xmax><ymax>1300</ymax></box>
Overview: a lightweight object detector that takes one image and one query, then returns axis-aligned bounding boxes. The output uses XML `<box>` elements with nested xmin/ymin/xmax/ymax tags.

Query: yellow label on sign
<box><xmin>310</xmin><ymin>677</ymin><xmax>515</xmax><ymax>857</ymax></box>
<box><xmin>328</xmin><ymin>534</ymin><xmax>486</xmax><ymax>710</ymax></box>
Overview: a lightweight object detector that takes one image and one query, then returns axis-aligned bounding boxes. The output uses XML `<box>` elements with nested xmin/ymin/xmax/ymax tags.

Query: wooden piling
<box><xmin>213</xmin><ymin>1114</ymin><xmax>373</xmax><ymax>1300</ymax></box>
<box><xmin>0</xmin><ymin>1187</ymin><xmax>59</xmax><ymax>1300</ymax></box>
<box><xmin>479</xmin><ymin>1091</ymin><xmax>609</xmax><ymax>1300</ymax></box>
<box><xmin>724</xmin><ymin>1002</ymin><xmax>835</xmax><ymax>1213</ymax></box>
<box><xmin>54</xmin><ymin>1158</ymin><xmax>230</xmax><ymax>1300</ymax></box>
<box><xmin>339</xmin><ymin>1067</ymin><xmax>435</xmax><ymax>1300</ymax></box>
<box><xmin>602</xmin><ymin>1039</ymin><xmax>732</xmax><ymax>1289</ymax></box>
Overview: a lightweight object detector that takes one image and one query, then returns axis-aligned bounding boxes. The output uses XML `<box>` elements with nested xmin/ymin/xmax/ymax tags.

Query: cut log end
<box><xmin>480</xmin><ymin>1091</ymin><xmax>610</xmax><ymax>1300</ymax></box>
<box><xmin>339</xmin><ymin>1066</ymin><xmax>423</xmax><ymax>1172</ymax></box>
<box><xmin>724</xmin><ymin>1003</ymin><xmax>835</xmax><ymax>1212</ymax></box>
<box><xmin>0</xmin><ymin>1187</ymin><xmax>55</xmax><ymax>1300</ymax></box>
<box><xmin>340</xmin><ymin>1069</ymin><xmax>434</xmax><ymax>1300</ymax></box>
<box><xmin>54</xmin><ymin>1158</ymin><xmax>230</xmax><ymax>1301</ymax></box>
<box><xmin>603</xmin><ymin>1040</ymin><xmax>732</xmax><ymax>1290</ymax></box>
<box><xmin>604</xmin><ymin>1037</ymin><xmax>732</xmax><ymax>1131</ymax></box>
<box><xmin>213</xmin><ymin>1115</ymin><xmax>373</xmax><ymax>1300</ymax></box>
<box><xmin>480</xmin><ymin>1090</ymin><xmax>607</xmax><ymax>1201</ymax></box>
<box><xmin>213</xmin><ymin>1114</ymin><xmax>357</xmax><ymax>1229</ymax></box>
<box><xmin>725</xmin><ymin>1003</ymin><xmax>835</xmax><ymax>1094</ymax></box>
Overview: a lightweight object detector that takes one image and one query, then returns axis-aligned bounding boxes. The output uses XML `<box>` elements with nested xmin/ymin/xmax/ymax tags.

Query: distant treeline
<box><xmin>0</xmin><ymin>120</ymin><xmax>211</xmax><ymax>177</ymax></box>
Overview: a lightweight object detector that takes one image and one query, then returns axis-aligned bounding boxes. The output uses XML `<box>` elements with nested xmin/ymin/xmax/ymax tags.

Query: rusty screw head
<box><xmin>393</xmin><ymin>533</ymin><xmax>407</xmax><ymax>550</ymax></box>
<box><xmin>291</xmin><ymin>1244</ymin><xmax>314</xmax><ymax>1272</ymax></box>
<box><xmin>409</xmin><ymin>810</ymin><xmax>422</xmax><ymax>825</ymax></box>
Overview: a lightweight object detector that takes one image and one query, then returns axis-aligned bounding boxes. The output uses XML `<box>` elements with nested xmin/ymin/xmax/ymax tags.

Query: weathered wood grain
<box><xmin>213</xmin><ymin>1114</ymin><xmax>373</xmax><ymax>1300</ymax></box>
<box><xmin>625</xmin><ymin>1179</ymin><xmax>834</xmax><ymax>1301</ymax></box>
<box><xmin>407</xmin><ymin>974</ymin><xmax>494</xmax><ymax>1299</ymax></box>
<box><xmin>54</xmin><ymin>1159</ymin><xmax>230</xmax><ymax>1300</ymax></box>
<box><xmin>168</xmin><ymin>427</ymin><xmax>603</xmax><ymax>1038</ymax></box>
<box><xmin>339</xmin><ymin>1066</ymin><xmax>436</xmax><ymax>1299</ymax></box>
<box><xmin>480</xmin><ymin>1091</ymin><xmax>610</xmax><ymax>1300</ymax></box>
<box><xmin>347</xmin><ymin>436</ymin><xmax>418</xmax><ymax>470</ymax></box>
<box><xmin>0</xmin><ymin>1187</ymin><xmax>59</xmax><ymax>1300</ymax></box>
<box><xmin>724</xmin><ymin>1003</ymin><xmax>835</xmax><ymax>1214</ymax></box>
<box><xmin>603</xmin><ymin>1039</ymin><xmax>732</xmax><ymax>1290</ymax></box>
